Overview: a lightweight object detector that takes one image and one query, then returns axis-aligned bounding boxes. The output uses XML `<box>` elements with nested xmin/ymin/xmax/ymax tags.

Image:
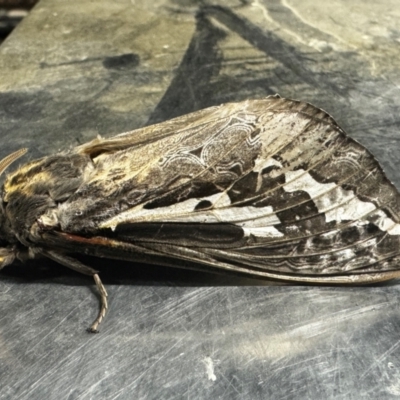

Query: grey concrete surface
<box><xmin>1</xmin><ymin>0</ymin><xmax>400</xmax><ymax>398</ymax></box>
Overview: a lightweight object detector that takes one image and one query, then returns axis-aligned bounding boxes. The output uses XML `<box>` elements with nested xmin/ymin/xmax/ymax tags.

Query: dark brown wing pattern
<box><xmin>62</xmin><ymin>97</ymin><xmax>400</xmax><ymax>282</ymax></box>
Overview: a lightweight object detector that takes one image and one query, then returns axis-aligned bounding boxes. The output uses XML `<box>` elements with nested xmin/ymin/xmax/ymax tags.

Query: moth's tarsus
<box><xmin>38</xmin><ymin>251</ymin><xmax>108</xmax><ymax>331</ymax></box>
<box><xmin>88</xmin><ymin>273</ymin><xmax>108</xmax><ymax>333</ymax></box>
<box><xmin>1</xmin><ymin>97</ymin><xmax>400</xmax><ymax>332</ymax></box>
<box><xmin>86</xmin><ymin>327</ymin><xmax>100</xmax><ymax>334</ymax></box>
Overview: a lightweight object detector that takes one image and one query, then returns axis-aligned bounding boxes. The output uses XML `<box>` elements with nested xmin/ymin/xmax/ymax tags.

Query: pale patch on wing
<box><xmin>253</xmin><ymin>156</ymin><xmax>283</xmax><ymax>192</ymax></box>
<box><xmin>369</xmin><ymin>210</ymin><xmax>400</xmax><ymax>235</ymax></box>
<box><xmin>284</xmin><ymin>169</ymin><xmax>400</xmax><ymax>236</ymax></box>
<box><xmin>284</xmin><ymin>169</ymin><xmax>337</xmax><ymax>199</ymax></box>
<box><xmin>387</xmin><ymin>224</ymin><xmax>400</xmax><ymax>235</ymax></box>
<box><xmin>243</xmin><ymin>226</ymin><xmax>284</xmax><ymax>238</ymax></box>
<box><xmin>253</xmin><ymin>157</ymin><xmax>283</xmax><ymax>172</ymax></box>
<box><xmin>100</xmin><ymin>189</ymin><xmax>284</xmax><ymax>238</ymax></box>
<box><xmin>323</xmin><ymin>248</ymin><xmax>357</xmax><ymax>263</ymax></box>
<box><xmin>100</xmin><ymin>192</ymin><xmax>228</xmax><ymax>228</ymax></box>
<box><xmin>258</xmin><ymin>111</ymin><xmax>312</xmax><ymax>159</ymax></box>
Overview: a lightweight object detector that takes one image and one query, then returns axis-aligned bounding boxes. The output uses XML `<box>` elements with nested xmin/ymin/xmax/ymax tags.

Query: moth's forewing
<box><xmin>40</xmin><ymin>98</ymin><xmax>400</xmax><ymax>282</ymax></box>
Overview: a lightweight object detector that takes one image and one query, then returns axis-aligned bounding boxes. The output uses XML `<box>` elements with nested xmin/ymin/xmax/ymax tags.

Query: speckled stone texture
<box><xmin>1</xmin><ymin>1</ymin><xmax>400</xmax><ymax>399</ymax></box>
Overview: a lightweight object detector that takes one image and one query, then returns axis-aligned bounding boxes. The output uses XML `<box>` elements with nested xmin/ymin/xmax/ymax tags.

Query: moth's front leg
<box><xmin>29</xmin><ymin>219</ymin><xmax>108</xmax><ymax>332</ymax></box>
<box><xmin>39</xmin><ymin>249</ymin><xmax>108</xmax><ymax>333</ymax></box>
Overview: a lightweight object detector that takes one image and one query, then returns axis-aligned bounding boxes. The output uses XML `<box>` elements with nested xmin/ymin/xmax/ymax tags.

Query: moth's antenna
<box><xmin>0</xmin><ymin>148</ymin><xmax>28</xmax><ymax>177</ymax></box>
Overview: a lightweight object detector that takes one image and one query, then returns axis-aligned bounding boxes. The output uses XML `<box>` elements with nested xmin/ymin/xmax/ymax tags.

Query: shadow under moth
<box><xmin>1</xmin><ymin>95</ymin><xmax>400</xmax><ymax>332</ymax></box>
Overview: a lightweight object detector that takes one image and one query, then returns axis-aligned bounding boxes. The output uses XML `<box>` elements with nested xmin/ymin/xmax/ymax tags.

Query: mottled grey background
<box><xmin>1</xmin><ymin>0</ymin><xmax>400</xmax><ymax>399</ymax></box>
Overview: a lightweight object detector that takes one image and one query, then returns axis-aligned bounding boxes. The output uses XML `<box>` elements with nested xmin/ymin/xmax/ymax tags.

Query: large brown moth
<box><xmin>1</xmin><ymin>95</ymin><xmax>400</xmax><ymax>332</ymax></box>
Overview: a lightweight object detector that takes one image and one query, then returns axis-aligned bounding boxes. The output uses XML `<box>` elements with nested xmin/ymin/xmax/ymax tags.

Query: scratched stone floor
<box><xmin>1</xmin><ymin>0</ymin><xmax>400</xmax><ymax>399</ymax></box>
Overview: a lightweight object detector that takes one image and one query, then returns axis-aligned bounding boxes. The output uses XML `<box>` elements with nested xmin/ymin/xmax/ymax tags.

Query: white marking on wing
<box><xmin>253</xmin><ymin>157</ymin><xmax>283</xmax><ymax>192</ymax></box>
<box><xmin>253</xmin><ymin>157</ymin><xmax>283</xmax><ymax>172</ymax></box>
<box><xmin>100</xmin><ymin>192</ymin><xmax>231</xmax><ymax>228</ymax></box>
<box><xmin>101</xmin><ymin>190</ymin><xmax>284</xmax><ymax>238</ymax></box>
<box><xmin>243</xmin><ymin>226</ymin><xmax>284</xmax><ymax>238</ymax></box>
<box><xmin>370</xmin><ymin>210</ymin><xmax>400</xmax><ymax>236</ymax></box>
<box><xmin>258</xmin><ymin>112</ymin><xmax>311</xmax><ymax>158</ymax></box>
<box><xmin>283</xmin><ymin>169</ymin><xmax>400</xmax><ymax>236</ymax></box>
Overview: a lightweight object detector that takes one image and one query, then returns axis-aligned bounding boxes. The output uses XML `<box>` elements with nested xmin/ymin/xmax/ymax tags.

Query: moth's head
<box><xmin>0</xmin><ymin>149</ymin><xmax>28</xmax><ymax>268</ymax></box>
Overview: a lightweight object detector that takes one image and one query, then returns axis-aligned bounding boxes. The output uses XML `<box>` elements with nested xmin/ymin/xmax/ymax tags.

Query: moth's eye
<box><xmin>75</xmin><ymin>211</ymin><xmax>83</xmax><ymax>216</ymax></box>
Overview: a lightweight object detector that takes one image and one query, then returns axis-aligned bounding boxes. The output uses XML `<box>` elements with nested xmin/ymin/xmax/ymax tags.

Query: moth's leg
<box><xmin>39</xmin><ymin>249</ymin><xmax>108</xmax><ymax>333</ymax></box>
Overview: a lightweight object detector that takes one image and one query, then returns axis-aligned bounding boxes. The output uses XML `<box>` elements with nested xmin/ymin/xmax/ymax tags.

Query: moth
<box><xmin>1</xmin><ymin>95</ymin><xmax>400</xmax><ymax>332</ymax></box>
